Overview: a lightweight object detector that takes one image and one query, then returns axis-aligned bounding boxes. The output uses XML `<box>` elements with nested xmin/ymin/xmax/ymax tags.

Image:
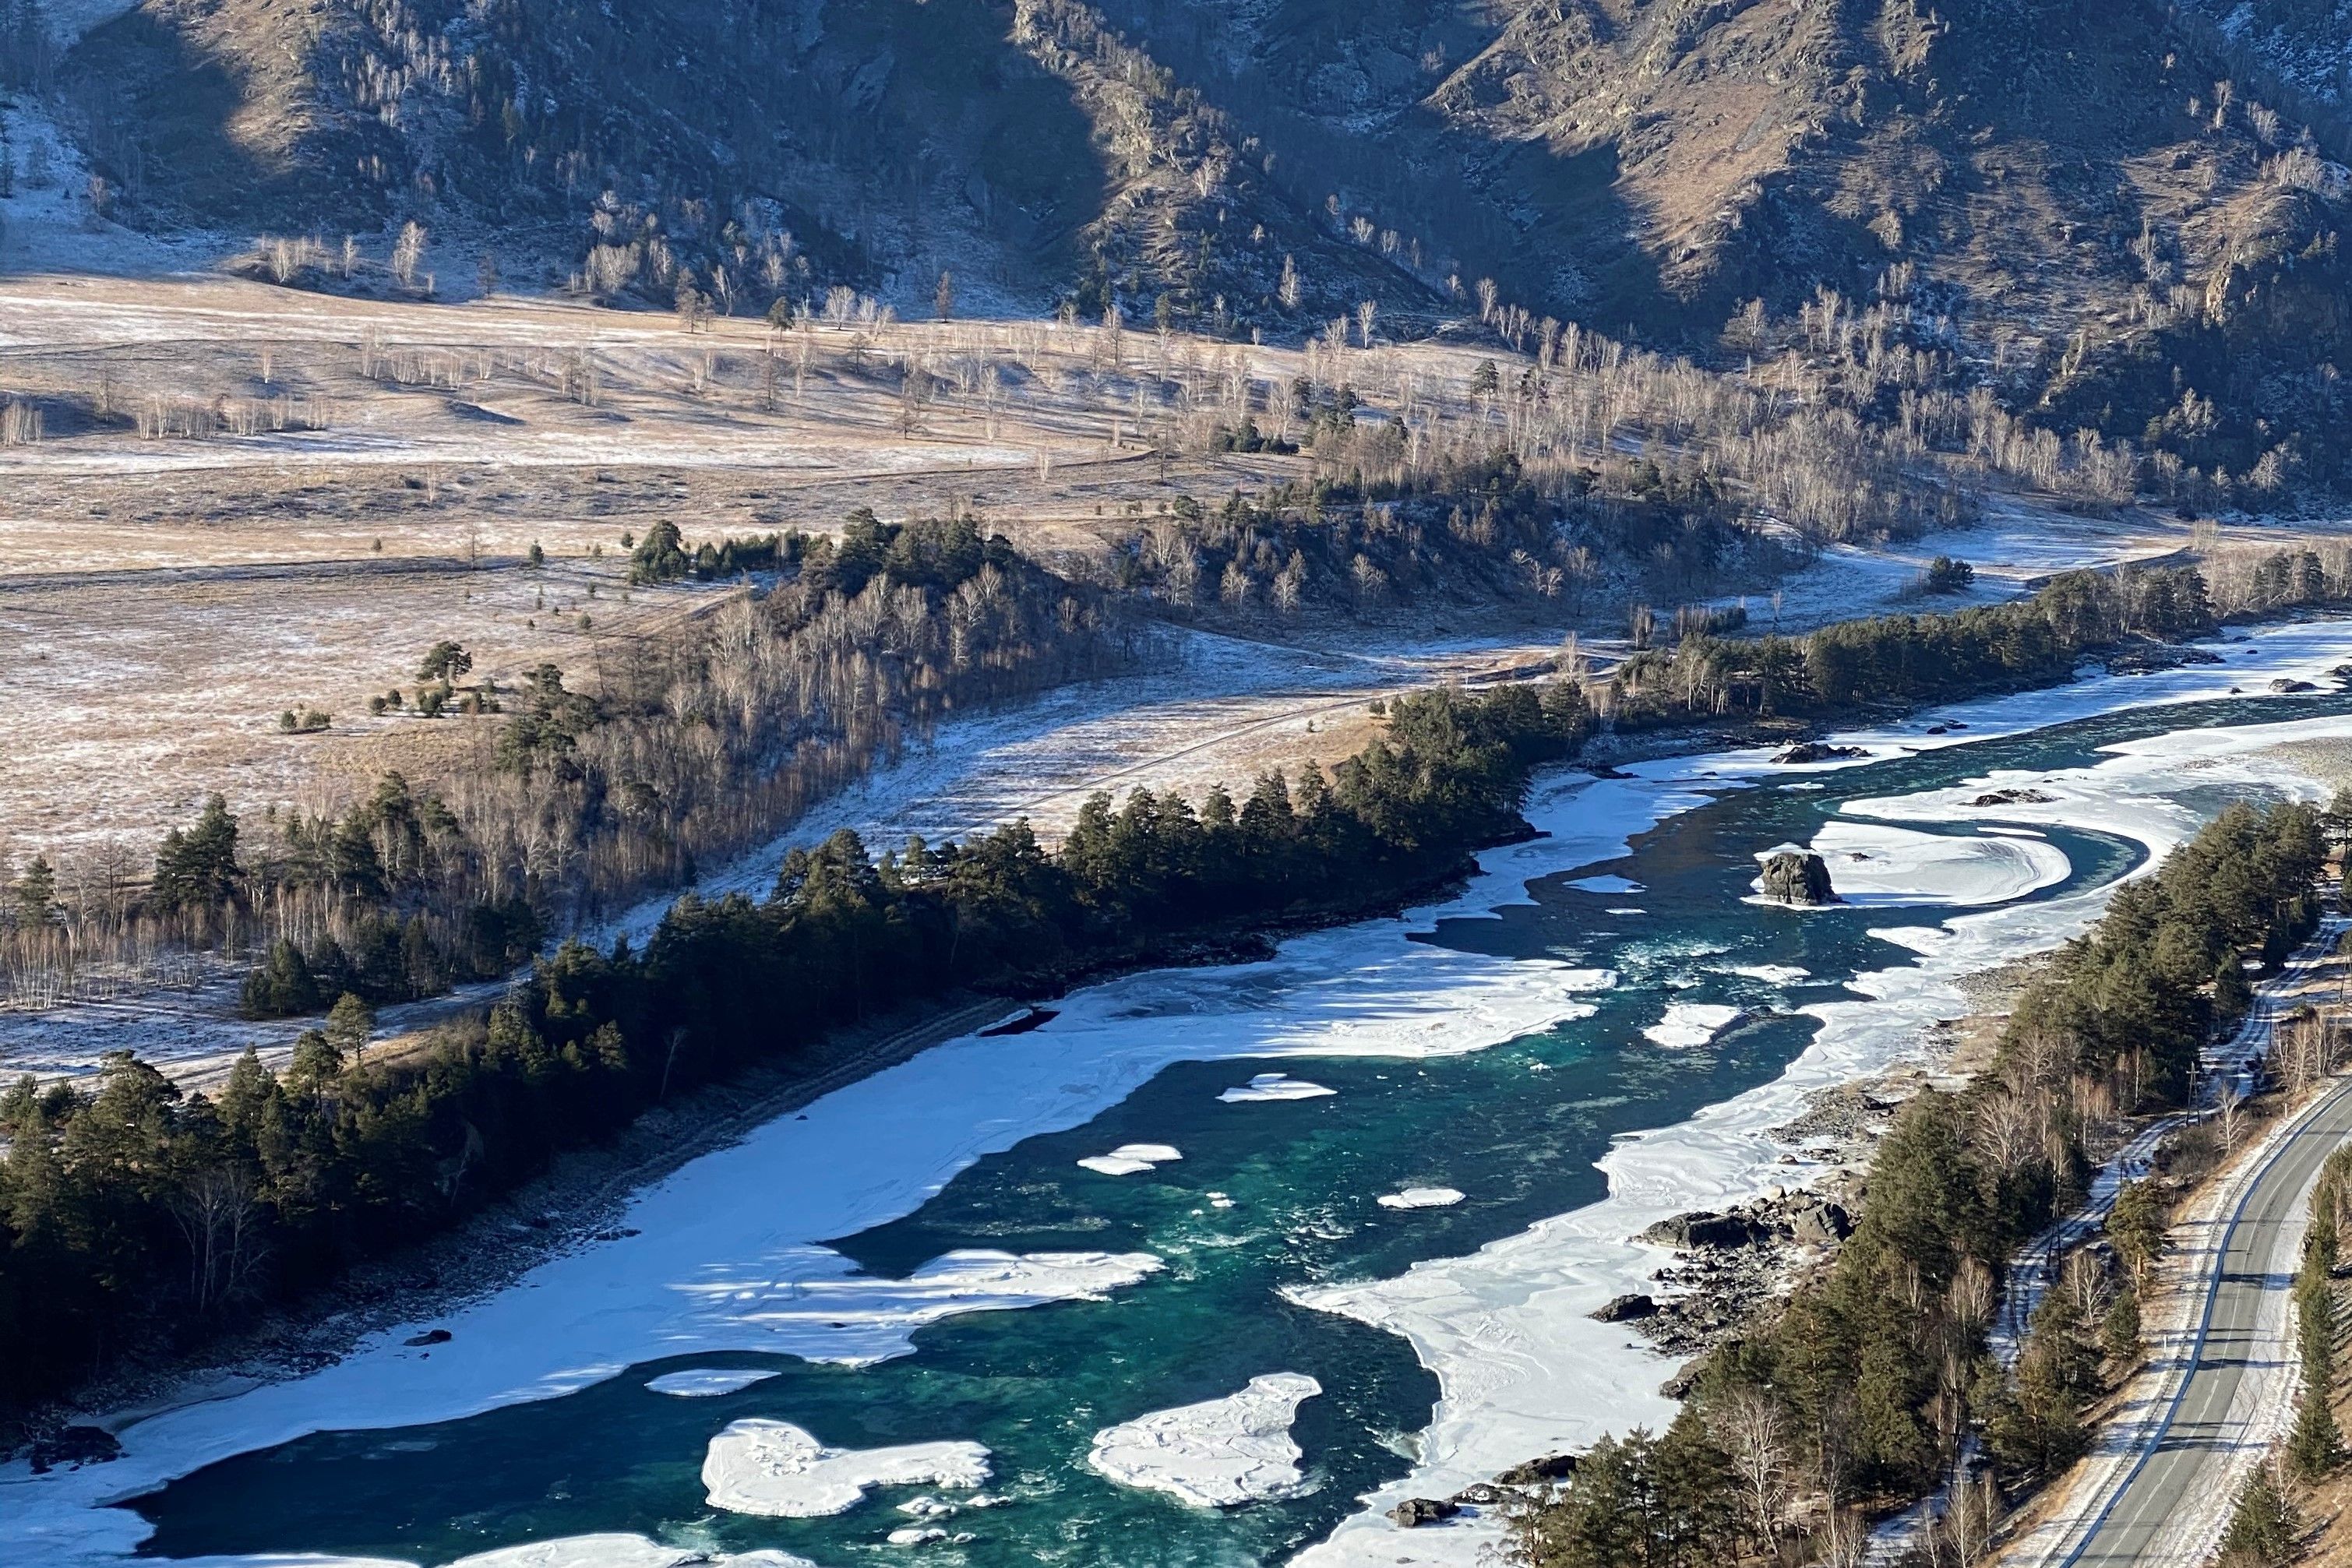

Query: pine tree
<box><xmin>14</xmin><ymin>854</ymin><xmax>55</xmax><ymax>928</ymax></box>
<box><xmin>2288</xmin><ymin>1380</ymin><xmax>2343</xmax><ymax>1480</ymax></box>
<box><xmin>324</xmin><ymin>993</ymin><xmax>375</xmax><ymax>1066</ymax></box>
<box><xmin>2219</xmin><ymin>1468</ymin><xmax>2301</xmax><ymax>1566</ymax></box>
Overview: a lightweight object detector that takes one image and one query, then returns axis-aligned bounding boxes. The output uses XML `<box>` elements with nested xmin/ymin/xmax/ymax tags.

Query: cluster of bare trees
<box><xmin>0</xmin><ymin>532</ymin><xmax>1137</xmax><ymax>1013</ymax></box>
<box><xmin>0</xmin><ymin>837</ymin><xmax>204</xmax><ymax>1010</ymax></box>
<box><xmin>2199</xmin><ymin>537</ymin><xmax>2352</xmax><ymax>617</ymax></box>
<box><xmin>450</xmin><ymin>563</ymin><xmax>1135</xmax><ymax>931</ymax></box>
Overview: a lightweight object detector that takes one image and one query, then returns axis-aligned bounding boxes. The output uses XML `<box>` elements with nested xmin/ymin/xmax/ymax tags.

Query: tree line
<box><xmin>0</xmin><ymin>680</ymin><xmax>1590</xmax><ymax>1427</ymax></box>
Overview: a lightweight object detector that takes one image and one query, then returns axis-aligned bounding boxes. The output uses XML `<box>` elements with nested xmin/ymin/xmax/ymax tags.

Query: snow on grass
<box><xmin>641</xmin><ymin>1368</ymin><xmax>781</xmax><ymax>1397</ymax></box>
<box><xmin>1749</xmin><ymin>821</ymin><xmax>2072</xmax><ymax>908</ymax></box>
<box><xmin>701</xmin><ymin>1419</ymin><xmax>989</xmax><ymax>1518</ymax></box>
<box><xmin>1639</xmin><ymin>1003</ymin><xmax>1746</xmax><ymax>1048</ymax></box>
<box><xmin>1377</xmin><ymin>1188</ymin><xmax>1466</xmax><ymax>1210</ymax></box>
<box><xmin>1085</xmin><ymin>1373</ymin><xmax>1322</xmax><ymax>1508</ymax></box>
<box><xmin>1217</xmin><ymin>1073</ymin><xmax>1335</xmax><ymax>1103</ymax></box>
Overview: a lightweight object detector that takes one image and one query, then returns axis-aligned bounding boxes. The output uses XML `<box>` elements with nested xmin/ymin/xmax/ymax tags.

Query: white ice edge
<box><xmin>12</xmin><ymin>618</ymin><xmax>2352</xmax><ymax>1568</ymax></box>
<box><xmin>143</xmin><ymin>1535</ymin><xmax>818</xmax><ymax>1567</ymax></box>
<box><xmin>1087</xmin><ymin>1373</ymin><xmax>1323</xmax><ymax>1508</ymax></box>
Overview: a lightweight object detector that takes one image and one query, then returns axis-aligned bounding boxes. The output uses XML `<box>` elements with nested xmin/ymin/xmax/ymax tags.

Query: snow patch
<box><xmin>702</xmin><ymin>1418</ymin><xmax>989</xmax><ymax>1518</ymax></box>
<box><xmin>1086</xmin><ymin>1373</ymin><xmax>1322</xmax><ymax>1508</ymax></box>
<box><xmin>1641</xmin><ymin>1004</ymin><xmax>1744</xmax><ymax>1049</ymax></box>
<box><xmin>1378</xmin><ymin>1188</ymin><xmax>1466</xmax><ymax>1210</ymax></box>
<box><xmin>642</xmin><ymin>1367</ymin><xmax>780</xmax><ymax>1397</ymax></box>
<box><xmin>1077</xmin><ymin>1143</ymin><xmax>1182</xmax><ymax>1175</ymax></box>
<box><xmin>1218</xmin><ymin>1073</ymin><xmax>1336</xmax><ymax>1103</ymax></box>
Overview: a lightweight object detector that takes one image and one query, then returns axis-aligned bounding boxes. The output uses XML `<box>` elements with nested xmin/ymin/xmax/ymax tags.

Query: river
<box><xmin>15</xmin><ymin>621</ymin><xmax>2352</xmax><ymax>1568</ymax></box>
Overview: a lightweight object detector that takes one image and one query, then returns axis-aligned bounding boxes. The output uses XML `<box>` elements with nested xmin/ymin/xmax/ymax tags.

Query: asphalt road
<box><xmin>2068</xmin><ymin>1073</ymin><xmax>2352</xmax><ymax>1566</ymax></box>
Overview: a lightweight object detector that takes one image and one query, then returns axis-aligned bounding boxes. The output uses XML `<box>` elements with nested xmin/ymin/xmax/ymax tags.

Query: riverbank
<box><xmin>18</xmin><ymin>617</ymin><xmax>2352</xmax><ymax>1568</ymax></box>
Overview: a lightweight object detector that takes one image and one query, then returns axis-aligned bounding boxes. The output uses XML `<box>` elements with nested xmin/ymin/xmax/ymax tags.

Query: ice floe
<box><xmin>1077</xmin><ymin>1143</ymin><xmax>1183</xmax><ymax>1175</ymax></box>
<box><xmin>1726</xmin><ymin>964</ymin><xmax>1811</xmax><ymax>985</ymax></box>
<box><xmin>1378</xmin><ymin>1188</ymin><xmax>1467</xmax><ymax>1210</ymax></box>
<box><xmin>1751</xmin><ymin>821</ymin><xmax>2072</xmax><ymax>907</ymax></box>
<box><xmin>1086</xmin><ymin>1373</ymin><xmax>1322</xmax><ymax>1507</ymax></box>
<box><xmin>1566</xmin><ymin>875</ymin><xmax>1643</xmax><ymax>893</ymax></box>
<box><xmin>1218</xmin><ymin>1073</ymin><xmax>1337</xmax><ymax>1103</ymax></box>
<box><xmin>642</xmin><ymin>1368</ymin><xmax>780</xmax><ymax>1398</ymax></box>
<box><xmin>702</xmin><ymin>1418</ymin><xmax>989</xmax><ymax>1518</ymax></box>
<box><xmin>1640</xmin><ymin>1003</ymin><xmax>1745</xmax><ymax>1049</ymax></box>
<box><xmin>452</xmin><ymin>1540</ymin><xmax>815</xmax><ymax>1568</ymax></box>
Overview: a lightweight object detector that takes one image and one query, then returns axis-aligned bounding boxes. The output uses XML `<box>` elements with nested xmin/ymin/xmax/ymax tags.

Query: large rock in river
<box><xmin>1759</xmin><ymin>851</ymin><xmax>1835</xmax><ymax>905</ymax></box>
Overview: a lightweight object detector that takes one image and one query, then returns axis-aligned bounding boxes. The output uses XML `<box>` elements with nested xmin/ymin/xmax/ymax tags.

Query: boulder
<box><xmin>1452</xmin><ymin>1482</ymin><xmax>1507</xmax><ymax>1506</ymax></box>
<box><xmin>1496</xmin><ymin>1453</ymin><xmax>1580</xmax><ymax>1486</ymax></box>
<box><xmin>2270</xmin><ymin>678</ymin><xmax>2318</xmax><ymax>694</ymax></box>
<box><xmin>1390</xmin><ymin>1498</ymin><xmax>1460</xmax><ymax>1527</ymax></box>
<box><xmin>1790</xmin><ymin>1201</ymin><xmax>1853</xmax><ymax>1245</ymax></box>
<box><xmin>28</xmin><ymin>1425</ymin><xmax>121</xmax><ymax>1473</ymax></box>
<box><xmin>1642</xmin><ymin>1210</ymin><xmax>1759</xmax><ymax>1249</ymax></box>
<box><xmin>403</xmin><ymin>1328</ymin><xmax>453</xmax><ymax>1347</ymax></box>
<box><xmin>1758</xmin><ymin>851</ymin><xmax>1835</xmax><ymax>906</ymax></box>
<box><xmin>1592</xmin><ymin>1292</ymin><xmax>1659</xmax><ymax>1322</ymax></box>
<box><xmin>1772</xmin><ymin>742</ymin><xmax>1867</xmax><ymax>765</ymax></box>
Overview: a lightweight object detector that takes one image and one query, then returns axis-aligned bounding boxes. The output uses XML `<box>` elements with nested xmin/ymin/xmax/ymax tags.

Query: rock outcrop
<box><xmin>1758</xmin><ymin>851</ymin><xmax>1835</xmax><ymax>905</ymax></box>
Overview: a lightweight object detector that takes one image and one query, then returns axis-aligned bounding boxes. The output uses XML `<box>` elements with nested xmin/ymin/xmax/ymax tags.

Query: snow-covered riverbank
<box><xmin>14</xmin><ymin>620</ymin><xmax>2352</xmax><ymax>1568</ymax></box>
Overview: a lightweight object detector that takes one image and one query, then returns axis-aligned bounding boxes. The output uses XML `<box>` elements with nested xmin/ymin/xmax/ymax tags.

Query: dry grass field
<box><xmin>0</xmin><ymin>270</ymin><xmax>1461</xmax><ymax>861</ymax></box>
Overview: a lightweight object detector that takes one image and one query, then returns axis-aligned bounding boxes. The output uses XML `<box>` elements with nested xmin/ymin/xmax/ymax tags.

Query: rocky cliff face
<box><xmin>19</xmin><ymin>0</ymin><xmax>2352</xmax><ymax>490</ymax></box>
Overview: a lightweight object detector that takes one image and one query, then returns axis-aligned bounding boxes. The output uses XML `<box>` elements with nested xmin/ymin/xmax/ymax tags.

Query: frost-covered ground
<box><xmin>16</xmin><ymin>622</ymin><xmax>2352</xmax><ymax>1568</ymax></box>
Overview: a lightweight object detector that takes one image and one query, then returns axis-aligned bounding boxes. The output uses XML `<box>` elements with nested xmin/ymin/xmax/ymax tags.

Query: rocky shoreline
<box><xmin>1604</xmin><ymin>1071</ymin><xmax>1917</xmax><ymax>1372</ymax></box>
